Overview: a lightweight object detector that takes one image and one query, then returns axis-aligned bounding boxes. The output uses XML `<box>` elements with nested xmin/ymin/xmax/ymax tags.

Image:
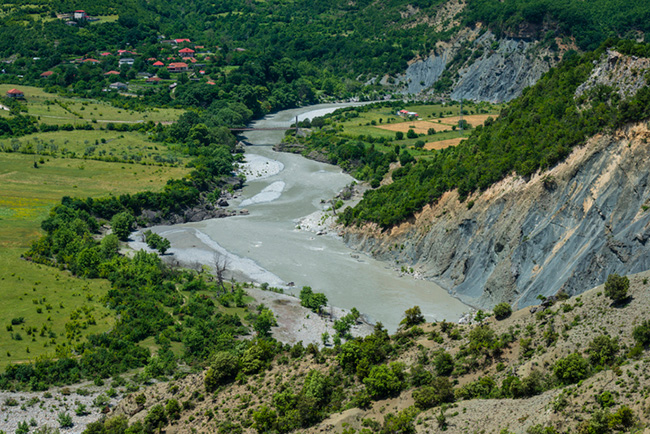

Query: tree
<box><xmin>604</xmin><ymin>273</ymin><xmax>629</xmax><ymax>303</ymax></box>
<box><xmin>406</xmin><ymin>128</ymin><xmax>418</xmax><ymax>139</ymax></box>
<box><xmin>213</xmin><ymin>252</ymin><xmax>229</xmax><ymax>291</ymax></box>
<box><xmin>299</xmin><ymin>286</ymin><xmax>328</xmax><ymax>313</ymax></box>
<box><xmin>363</xmin><ymin>363</ymin><xmax>405</xmax><ymax>399</ymax></box>
<box><xmin>204</xmin><ymin>352</ymin><xmax>238</xmax><ymax>391</ymax></box>
<box><xmin>111</xmin><ymin>211</ymin><xmax>134</xmax><ymax>241</ymax></box>
<box><xmin>144</xmin><ymin>404</ymin><xmax>167</xmax><ymax>433</ymax></box>
<box><xmin>493</xmin><ymin>302</ymin><xmax>512</xmax><ymax>320</ymax></box>
<box><xmin>633</xmin><ymin>320</ymin><xmax>650</xmax><ymax>347</ymax></box>
<box><xmin>395</xmin><ymin>131</ymin><xmax>404</xmax><ymax>140</ymax></box>
<box><xmin>400</xmin><ymin>306</ymin><xmax>424</xmax><ymax>328</ymax></box>
<box><xmin>58</xmin><ymin>412</ymin><xmax>73</xmax><ymax>428</ymax></box>
<box><xmin>253</xmin><ymin>308</ymin><xmax>277</xmax><ymax>337</ymax></box>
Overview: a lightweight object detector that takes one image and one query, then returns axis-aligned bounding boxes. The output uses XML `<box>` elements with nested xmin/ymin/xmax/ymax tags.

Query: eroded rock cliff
<box><xmin>343</xmin><ymin>121</ymin><xmax>650</xmax><ymax>309</ymax></box>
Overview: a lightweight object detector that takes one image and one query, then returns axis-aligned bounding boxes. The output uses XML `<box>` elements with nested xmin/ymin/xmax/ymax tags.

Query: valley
<box><xmin>1</xmin><ymin>0</ymin><xmax>650</xmax><ymax>433</ymax></box>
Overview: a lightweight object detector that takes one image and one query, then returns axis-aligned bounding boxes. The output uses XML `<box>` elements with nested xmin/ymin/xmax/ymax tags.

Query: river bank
<box><xmin>129</xmin><ymin>103</ymin><xmax>470</xmax><ymax>332</ymax></box>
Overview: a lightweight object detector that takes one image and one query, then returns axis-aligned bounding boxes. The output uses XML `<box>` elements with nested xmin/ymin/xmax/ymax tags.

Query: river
<box><xmin>134</xmin><ymin>103</ymin><xmax>469</xmax><ymax>331</ymax></box>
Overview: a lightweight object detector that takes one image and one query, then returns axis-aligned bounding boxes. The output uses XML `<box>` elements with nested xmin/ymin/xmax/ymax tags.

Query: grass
<box><xmin>0</xmin><ymin>152</ymin><xmax>189</xmax><ymax>368</ymax></box>
<box><xmin>0</xmin><ymin>130</ymin><xmax>187</xmax><ymax>165</ymax></box>
<box><xmin>0</xmin><ymin>84</ymin><xmax>184</xmax><ymax>125</ymax></box>
<box><xmin>0</xmin><ymin>153</ymin><xmax>188</xmax><ymax>248</ymax></box>
<box><xmin>0</xmin><ymin>248</ymin><xmax>114</xmax><ymax>370</ymax></box>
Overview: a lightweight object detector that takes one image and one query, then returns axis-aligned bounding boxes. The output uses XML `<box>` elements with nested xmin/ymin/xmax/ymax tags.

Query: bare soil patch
<box><xmin>424</xmin><ymin>137</ymin><xmax>465</xmax><ymax>150</ymax></box>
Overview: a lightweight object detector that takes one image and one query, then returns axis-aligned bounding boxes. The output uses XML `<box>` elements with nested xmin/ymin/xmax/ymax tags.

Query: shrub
<box><xmin>205</xmin><ymin>352</ymin><xmax>239</xmax><ymax>391</ymax></box>
<box><xmin>633</xmin><ymin>319</ymin><xmax>650</xmax><ymax>347</ymax></box>
<box><xmin>58</xmin><ymin>412</ymin><xmax>73</xmax><ymax>428</ymax></box>
<box><xmin>587</xmin><ymin>335</ymin><xmax>619</xmax><ymax>366</ymax></box>
<box><xmin>553</xmin><ymin>353</ymin><xmax>589</xmax><ymax>385</ymax></box>
<box><xmin>604</xmin><ymin>273</ymin><xmax>629</xmax><ymax>303</ymax></box>
<box><xmin>493</xmin><ymin>303</ymin><xmax>512</xmax><ymax>320</ymax></box>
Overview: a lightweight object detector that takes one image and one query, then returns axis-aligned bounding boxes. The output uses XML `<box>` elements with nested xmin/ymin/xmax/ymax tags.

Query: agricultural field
<box><xmin>333</xmin><ymin>102</ymin><xmax>501</xmax><ymax>151</ymax></box>
<box><xmin>0</xmin><ymin>84</ymin><xmax>184</xmax><ymax>125</ymax></box>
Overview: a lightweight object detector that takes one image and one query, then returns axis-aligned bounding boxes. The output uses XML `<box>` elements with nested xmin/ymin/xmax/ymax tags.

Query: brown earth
<box><xmin>424</xmin><ymin>137</ymin><xmax>465</xmax><ymax>150</ymax></box>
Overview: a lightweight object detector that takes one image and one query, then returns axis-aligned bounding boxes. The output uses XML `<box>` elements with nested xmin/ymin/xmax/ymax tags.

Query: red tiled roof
<box><xmin>175</xmin><ymin>38</ymin><xmax>191</xmax><ymax>43</ymax></box>
<box><xmin>167</xmin><ymin>62</ymin><xmax>188</xmax><ymax>68</ymax></box>
<box><xmin>189</xmin><ymin>58</ymin><xmax>197</xmax><ymax>63</ymax></box>
<box><xmin>147</xmin><ymin>57</ymin><xmax>157</xmax><ymax>61</ymax></box>
<box><xmin>179</xmin><ymin>48</ymin><xmax>195</xmax><ymax>53</ymax></box>
<box><xmin>84</xmin><ymin>58</ymin><xmax>100</xmax><ymax>63</ymax></box>
<box><xmin>153</xmin><ymin>61</ymin><xmax>164</xmax><ymax>66</ymax></box>
<box><xmin>206</xmin><ymin>81</ymin><xmax>216</xmax><ymax>85</ymax></box>
<box><xmin>7</xmin><ymin>88</ymin><xmax>23</xmax><ymax>94</ymax></box>
<box><xmin>40</xmin><ymin>71</ymin><xmax>54</xmax><ymax>77</ymax></box>
<box><xmin>100</xmin><ymin>52</ymin><xmax>112</xmax><ymax>56</ymax></box>
<box><xmin>104</xmin><ymin>70</ymin><xmax>120</xmax><ymax>75</ymax></box>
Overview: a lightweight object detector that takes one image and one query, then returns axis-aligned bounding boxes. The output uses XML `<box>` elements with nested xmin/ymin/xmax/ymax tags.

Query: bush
<box><xmin>553</xmin><ymin>353</ymin><xmax>589</xmax><ymax>385</ymax></box>
<box><xmin>110</xmin><ymin>211</ymin><xmax>135</xmax><ymax>241</ymax></box>
<box><xmin>58</xmin><ymin>412</ymin><xmax>73</xmax><ymax>428</ymax></box>
<box><xmin>493</xmin><ymin>303</ymin><xmax>512</xmax><ymax>320</ymax></box>
<box><xmin>604</xmin><ymin>273</ymin><xmax>629</xmax><ymax>303</ymax></box>
<box><xmin>632</xmin><ymin>319</ymin><xmax>650</xmax><ymax>347</ymax></box>
<box><xmin>587</xmin><ymin>335</ymin><xmax>619</xmax><ymax>366</ymax></box>
<box><xmin>205</xmin><ymin>352</ymin><xmax>239</xmax><ymax>391</ymax></box>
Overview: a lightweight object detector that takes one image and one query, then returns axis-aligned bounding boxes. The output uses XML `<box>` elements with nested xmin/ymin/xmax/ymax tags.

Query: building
<box><xmin>83</xmin><ymin>58</ymin><xmax>100</xmax><ymax>64</ymax></box>
<box><xmin>118</xmin><ymin>58</ymin><xmax>135</xmax><ymax>66</ymax></box>
<box><xmin>152</xmin><ymin>61</ymin><xmax>164</xmax><ymax>67</ymax></box>
<box><xmin>100</xmin><ymin>52</ymin><xmax>112</xmax><ymax>57</ymax></box>
<box><xmin>73</xmin><ymin>10</ymin><xmax>88</xmax><ymax>20</ymax></box>
<box><xmin>6</xmin><ymin>88</ymin><xmax>24</xmax><ymax>98</ymax></box>
<box><xmin>146</xmin><ymin>77</ymin><xmax>162</xmax><ymax>84</ymax></box>
<box><xmin>40</xmin><ymin>71</ymin><xmax>54</xmax><ymax>78</ymax></box>
<box><xmin>109</xmin><ymin>82</ymin><xmax>128</xmax><ymax>91</ymax></box>
<box><xmin>104</xmin><ymin>70</ymin><xmax>120</xmax><ymax>75</ymax></box>
<box><xmin>175</xmin><ymin>38</ymin><xmax>191</xmax><ymax>44</ymax></box>
<box><xmin>179</xmin><ymin>48</ymin><xmax>195</xmax><ymax>58</ymax></box>
<box><xmin>167</xmin><ymin>62</ymin><xmax>188</xmax><ymax>73</ymax></box>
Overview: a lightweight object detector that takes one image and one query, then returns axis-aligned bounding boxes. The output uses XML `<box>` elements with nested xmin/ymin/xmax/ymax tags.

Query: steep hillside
<box><xmin>338</xmin><ymin>46</ymin><xmax>650</xmax><ymax>309</ymax></box>
<box><xmin>344</xmin><ymin>118</ymin><xmax>650</xmax><ymax>309</ymax></box>
<box><xmin>92</xmin><ymin>270</ymin><xmax>650</xmax><ymax>434</ymax></box>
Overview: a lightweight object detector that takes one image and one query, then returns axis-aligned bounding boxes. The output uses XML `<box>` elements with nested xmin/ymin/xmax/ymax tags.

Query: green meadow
<box><xmin>0</xmin><ymin>84</ymin><xmax>184</xmax><ymax>125</ymax></box>
<box><xmin>1</xmin><ymin>129</ymin><xmax>187</xmax><ymax>165</ymax></box>
<box><xmin>0</xmin><ymin>138</ymin><xmax>189</xmax><ymax>368</ymax></box>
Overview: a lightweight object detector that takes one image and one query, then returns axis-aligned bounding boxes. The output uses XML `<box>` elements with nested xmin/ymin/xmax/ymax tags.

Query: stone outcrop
<box><xmin>343</xmin><ymin>121</ymin><xmax>650</xmax><ymax>309</ymax></box>
<box><xmin>397</xmin><ymin>30</ymin><xmax>553</xmax><ymax>103</ymax></box>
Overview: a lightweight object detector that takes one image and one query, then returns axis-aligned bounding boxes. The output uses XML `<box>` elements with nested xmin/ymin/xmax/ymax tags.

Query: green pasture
<box><xmin>0</xmin><ymin>152</ymin><xmax>189</xmax><ymax>368</ymax></box>
<box><xmin>0</xmin><ymin>152</ymin><xmax>189</xmax><ymax>249</ymax></box>
<box><xmin>0</xmin><ymin>129</ymin><xmax>187</xmax><ymax>165</ymax></box>
<box><xmin>0</xmin><ymin>85</ymin><xmax>184</xmax><ymax>125</ymax></box>
<box><xmin>0</xmin><ymin>248</ymin><xmax>114</xmax><ymax>369</ymax></box>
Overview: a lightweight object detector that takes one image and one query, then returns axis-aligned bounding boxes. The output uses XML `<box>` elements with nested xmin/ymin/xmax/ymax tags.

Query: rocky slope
<box><xmin>343</xmin><ymin>118</ymin><xmax>650</xmax><ymax>310</ymax></box>
<box><xmin>396</xmin><ymin>29</ymin><xmax>554</xmax><ymax>102</ymax></box>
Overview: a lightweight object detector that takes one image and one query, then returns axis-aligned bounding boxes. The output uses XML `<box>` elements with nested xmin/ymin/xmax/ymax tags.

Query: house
<box><xmin>104</xmin><ymin>70</ymin><xmax>120</xmax><ymax>75</ymax></box>
<box><xmin>167</xmin><ymin>62</ymin><xmax>188</xmax><ymax>73</ymax></box>
<box><xmin>146</xmin><ymin>77</ymin><xmax>162</xmax><ymax>84</ymax></box>
<box><xmin>40</xmin><ymin>71</ymin><xmax>54</xmax><ymax>78</ymax></box>
<box><xmin>109</xmin><ymin>82</ymin><xmax>128</xmax><ymax>91</ymax></box>
<box><xmin>83</xmin><ymin>58</ymin><xmax>100</xmax><ymax>64</ymax></box>
<box><xmin>6</xmin><ymin>88</ymin><xmax>24</xmax><ymax>98</ymax></box>
<box><xmin>100</xmin><ymin>52</ymin><xmax>112</xmax><ymax>57</ymax></box>
<box><xmin>118</xmin><ymin>50</ymin><xmax>136</xmax><ymax>56</ymax></box>
<box><xmin>179</xmin><ymin>48</ymin><xmax>195</xmax><ymax>58</ymax></box>
<box><xmin>174</xmin><ymin>38</ymin><xmax>191</xmax><ymax>44</ymax></box>
<box><xmin>152</xmin><ymin>61</ymin><xmax>164</xmax><ymax>67</ymax></box>
<box><xmin>119</xmin><ymin>58</ymin><xmax>135</xmax><ymax>66</ymax></box>
<box><xmin>206</xmin><ymin>81</ymin><xmax>216</xmax><ymax>85</ymax></box>
<box><xmin>73</xmin><ymin>10</ymin><xmax>88</xmax><ymax>20</ymax></box>
<box><xmin>138</xmin><ymin>72</ymin><xmax>153</xmax><ymax>78</ymax></box>
<box><xmin>188</xmin><ymin>58</ymin><xmax>197</xmax><ymax>64</ymax></box>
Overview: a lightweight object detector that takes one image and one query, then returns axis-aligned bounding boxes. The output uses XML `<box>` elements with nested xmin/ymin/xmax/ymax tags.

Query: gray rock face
<box><xmin>451</xmin><ymin>36</ymin><xmax>550</xmax><ymax>102</ymax></box>
<box><xmin>343</xmin><ymin>122</ymin><xmax>650</xmax><ymax>309</ymax></box>
<box><xmin>397</xmin><ymin>31</ymin><xmax>551</xmax><ymax>103</ymax></box>
<box><xmin>402</xmin><ymin>51</ymin><xmax>450</xmax><ymax>95</ymax></box>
